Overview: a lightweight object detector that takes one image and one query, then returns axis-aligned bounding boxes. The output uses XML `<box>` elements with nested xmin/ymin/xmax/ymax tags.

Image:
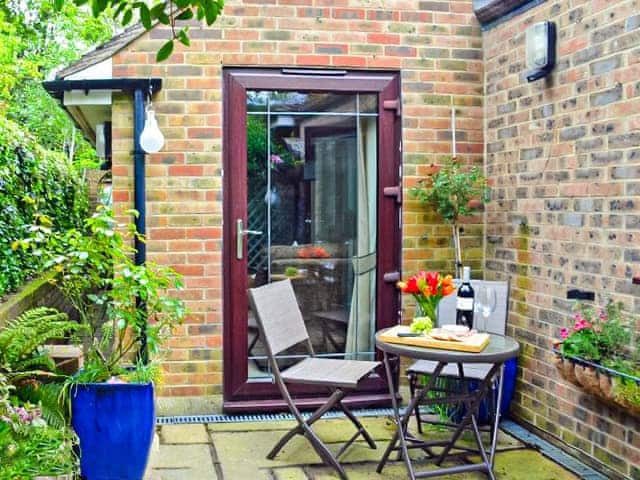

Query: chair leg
<box><xmin>408</xmin><ymin>372</ymin><xmax>423</xmax><ymax>434</ymax></box>
<box><xmin>302</xmin><ymin>422</ymin><xmax>348</xmax><ymax>480</ymax></box>
<box><xmin>267</xmin><ymin>389</ymin><xmax>344</xmax><ymax>460</ymax></box>
<box><xmin>339</xmin><ymin>400</ymin><xmax>376</xmax><ymax>449</ymax></box>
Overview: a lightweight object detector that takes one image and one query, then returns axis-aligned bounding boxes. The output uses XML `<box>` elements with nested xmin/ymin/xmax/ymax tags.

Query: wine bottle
<box><xmin>456</xmin><ymin>266</ymin><xmax>475</xmax><ymax>329</ymax></box>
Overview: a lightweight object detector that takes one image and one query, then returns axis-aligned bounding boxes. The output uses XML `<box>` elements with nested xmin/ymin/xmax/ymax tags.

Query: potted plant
<box><xmin>20</xmin><ymin>207</ymin><xmax>186</xmax><ymax>480</ymax></box>
<box><xmin>554</xmin><ymin>301</ymin><xmax>639</xmax><ymax>416</ymax></box>
<box><xmin>409</xmin><ymin>160</ymin><xmax>490</xmax><ymax>279</ymax></box>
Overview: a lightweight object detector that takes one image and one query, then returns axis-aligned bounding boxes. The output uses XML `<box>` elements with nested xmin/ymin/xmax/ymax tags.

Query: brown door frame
<box><xmin>222</xmin><ymin>68</ymin><xmax>401</xmax><ymax>412</ymax></box>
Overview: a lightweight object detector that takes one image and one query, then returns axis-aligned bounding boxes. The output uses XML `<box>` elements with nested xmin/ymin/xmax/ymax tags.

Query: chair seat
<box><xmin>407</xmin><ymin>360</ymin><xmax>494</xmax><ymax>381</ymax></box>
<box><xmin>282</xmin><ymin>358</ymin><xmax>379</xmax><ymax>389</ymax></box>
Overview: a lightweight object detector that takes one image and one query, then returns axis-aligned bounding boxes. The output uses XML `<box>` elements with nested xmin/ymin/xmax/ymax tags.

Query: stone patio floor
<box><xmin>144</xmin><ymin>415</ymin><xmax>580</xmax><ymax>480</ymax></box>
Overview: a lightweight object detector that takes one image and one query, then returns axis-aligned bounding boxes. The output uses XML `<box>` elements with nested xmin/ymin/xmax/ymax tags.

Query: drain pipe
<box><xmin>133</xmin><ymin>87</ymin><xmax>148</xmax><ymax>364</ymax></box>
<box><xmin>42</xmin><ymin>78</ymin><xmax>162</xmax><ymax>365</ymax></box>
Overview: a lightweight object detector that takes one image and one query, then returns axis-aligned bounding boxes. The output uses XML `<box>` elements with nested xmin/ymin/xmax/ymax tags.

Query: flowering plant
<box><xmin>558</xmin><ymin>301</ymin><xmax>633</xmax><ymax>364</ymax></box>
<box><xmin>397</xmin><ymin>271</ymin><xmax>456</xmax><ymax>323</ymax></box>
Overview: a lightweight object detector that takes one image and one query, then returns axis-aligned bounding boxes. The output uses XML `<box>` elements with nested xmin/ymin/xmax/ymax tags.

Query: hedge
<box><xmin>0</xmin><ymin>116</ymin><xmax>89</xmax><ymax>297</ymax></box>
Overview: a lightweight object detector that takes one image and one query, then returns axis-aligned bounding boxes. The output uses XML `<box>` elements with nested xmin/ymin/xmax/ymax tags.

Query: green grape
<box><xmin>410</xmin><ymin>316</ymin><xmax>433</xmax><ymax>334</ymax></box>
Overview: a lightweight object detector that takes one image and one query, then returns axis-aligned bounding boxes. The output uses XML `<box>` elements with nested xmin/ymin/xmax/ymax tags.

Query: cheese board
<box><xmin>379</xmin><ymin>325</ymin><xmax>490</xmax><ymax>353</ymax></box>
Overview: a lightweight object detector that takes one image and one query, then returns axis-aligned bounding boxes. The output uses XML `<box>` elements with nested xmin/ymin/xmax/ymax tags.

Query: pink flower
<box><xmin>573</xmin><ymin>319</ymin><xmax>592</xmax><ymax>332</ymax></box>
<box><xmin>560</xmin><ymin>328</ymin><xmax>569</xmax><ymax>339</ymax></box>
<box><xmin>270</xmin><ymin>154</ymin><xmax>284</xmax><ymax>165</ymax></box>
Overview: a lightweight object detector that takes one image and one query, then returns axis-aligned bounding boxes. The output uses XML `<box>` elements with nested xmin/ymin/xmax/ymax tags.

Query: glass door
<box><xmin>223</xmin><ymin>70</ymin><xmax>400</xmax><ymax>410</ymax></box>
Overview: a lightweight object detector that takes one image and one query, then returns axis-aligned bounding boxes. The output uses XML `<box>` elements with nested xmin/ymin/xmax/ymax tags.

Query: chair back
<box><xmin>248</xmin><ymin>279</ymin><xmax>310</xmax><ymax>356</ymax></box>
<box><xmin>436</xmin><ymin>280</ymin><xmax>510</xmax><ymax>335</ymax></box>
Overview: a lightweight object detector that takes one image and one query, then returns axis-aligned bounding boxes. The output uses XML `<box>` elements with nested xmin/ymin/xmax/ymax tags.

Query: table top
<box><xmin>375</xmin><ymin>328</ymin><xmax>519</xmax><ymax>363</ymax></box>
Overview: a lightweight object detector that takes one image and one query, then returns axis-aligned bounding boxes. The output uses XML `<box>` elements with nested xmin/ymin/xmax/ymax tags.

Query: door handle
<box><xmin>236</xmin><ymin>219</ymin><xmax>263</xmax><ymax>260</ymax></box>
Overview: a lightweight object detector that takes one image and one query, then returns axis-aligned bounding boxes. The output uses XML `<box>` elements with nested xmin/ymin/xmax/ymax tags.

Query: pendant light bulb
<box><xmin>140</xmin><ymin>108</ymin><xmax>164</xmax><ymax>153</ymax></box>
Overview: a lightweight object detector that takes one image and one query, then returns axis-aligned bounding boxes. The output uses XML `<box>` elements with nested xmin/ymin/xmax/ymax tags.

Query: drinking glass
<box><xmin>475</xmin><ymin>286</ymin><xmax>497</xmax><ymax>332</ymax></box>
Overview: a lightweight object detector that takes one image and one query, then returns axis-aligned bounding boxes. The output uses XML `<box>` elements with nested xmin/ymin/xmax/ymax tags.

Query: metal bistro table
<box><xmin>375</xmin><ymin>329</ymin><xmax>520</xmax><ymax>480</ymax></box>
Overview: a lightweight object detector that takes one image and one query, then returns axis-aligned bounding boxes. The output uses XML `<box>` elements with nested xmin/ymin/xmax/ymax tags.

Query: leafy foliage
<box><xmin>409</xmin><ymin>160</ymin><xmax>490</xmax><ymax>276</ymax></box>
<box><xmin>0</xmin><ymin>307</ymin><xmax>81</xmax><ymax>384</ymax></box>
<box><xmin>57</xmin><ymin>0</ymin><xmax>224</xmax><ymax>61</ymax></box>
<box><xmin>559</xmin><ymin>301</ymin><xmax>634</xmax><ymax>363</ymax></box>
<box><xmin>22</xmin><ymin>207</ymin><xmax>186</xmax><ymax>384</ymax></box>
<box><xmin>0</xmin><ymin>117</ymin><xmax>89</xmax><ymax>296</ymax></box>
<box><xmin>409</xmin><ymin>161</ymin><xmax>491</xmax><ymax>226</ymax></box>
<box><xmin>0</xmin><ymin>0</ymin><xmax>114</xmax><ymax>106</ymax></box>
<box><xmin>0</xmin><ymin>374</ymin><xmax>78</xmax><ymax>480</ymax></box>
<box><xmin>7</xmin><ymin>81</ymin><xmax>101</xmax><ymax>169</ymax></box>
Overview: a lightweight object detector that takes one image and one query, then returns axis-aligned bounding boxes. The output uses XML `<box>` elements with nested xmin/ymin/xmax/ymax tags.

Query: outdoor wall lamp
<box><xmin>525</xmin><ymin>21</ymin><xmax>556</xmax><ymax>82</ymax></box>
<box><xmin>140</xmin><ymin>89</ymin><xmax>164</xmax><ymax>153</ymax></box>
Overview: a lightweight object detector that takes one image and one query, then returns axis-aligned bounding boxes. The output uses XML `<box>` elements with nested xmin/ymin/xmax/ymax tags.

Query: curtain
<box><xmin>345</xmin><ymin>117</ymin><xmax>377</xmax><ymax>360</ymax></box>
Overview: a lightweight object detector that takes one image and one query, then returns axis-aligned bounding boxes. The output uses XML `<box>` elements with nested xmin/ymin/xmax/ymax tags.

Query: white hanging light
<box><xmin>140</xmin><ymin>93</ymin><xmax>164</xmax><ymax>153</ymax></box>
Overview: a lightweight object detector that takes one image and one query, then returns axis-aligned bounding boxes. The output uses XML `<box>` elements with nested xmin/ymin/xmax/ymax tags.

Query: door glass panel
<box><xmin>246</xmin><ymin>91</ymin><xmax>378</xmax><ymax>380</ymax></box>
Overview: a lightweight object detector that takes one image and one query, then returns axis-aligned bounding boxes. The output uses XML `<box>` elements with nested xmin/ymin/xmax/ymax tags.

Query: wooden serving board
<box><xmin>380</xmin><ymin>325</ymin><xmax>490</xmax><ymax>353</ymax></box>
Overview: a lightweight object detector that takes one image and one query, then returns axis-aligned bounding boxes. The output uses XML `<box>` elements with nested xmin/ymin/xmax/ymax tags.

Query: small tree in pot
<box><xmin>19</xmin><ymin>207</ymin><xmax>186</xmax><ymax>480</ymax></box>
<box><xmin>409</xmin><ymin>160</ymin><xmax>490</xmax><ymax>279</ymax></box>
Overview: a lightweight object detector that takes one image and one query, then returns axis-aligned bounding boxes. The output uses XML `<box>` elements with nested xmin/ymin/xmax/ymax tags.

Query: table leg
<box><xmin>376</xmin><ymin>352</ymin><xmax>446</xmax><ymax>478</ymax></box>
<box><xmin>435</xmin><ymin>362</ymin><xmax>501</xmax><ymax>466</ymax></box>
<box><xmin>489</xmin><ymin>364</ymin><xmax>505</xmax><ymax>468</ymax></box>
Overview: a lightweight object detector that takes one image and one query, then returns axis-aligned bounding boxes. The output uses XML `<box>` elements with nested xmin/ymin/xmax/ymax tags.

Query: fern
<box><xmin>16</xmin><ymin>382</ymin><xmax>67</xmax><ymax>429</ymax></box>
<box><xmin>0</xmin><ymin>307</ymin><xmax>81</xmax><ymax>383</ymax></box>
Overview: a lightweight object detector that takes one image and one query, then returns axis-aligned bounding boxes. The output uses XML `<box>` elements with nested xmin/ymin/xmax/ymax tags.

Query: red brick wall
<box><xmin>484</xmin><ymin>1</ymin><xmax>640</xmax><ymax>477</ymax></box>
<box><xmin>111</xmin><ymin>0</ymin><xmax>484</xmax><ymax>401</ymax></box>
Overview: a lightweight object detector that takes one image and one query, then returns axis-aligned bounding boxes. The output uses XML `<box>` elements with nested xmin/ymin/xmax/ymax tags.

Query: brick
<box><xmin>559</xmin><ymin>126</ymin><xmax>586</xmax><ymax>141</ymax></box>
<box><xmin>590</xmin><ymin>84</ymin><xmax>623</xmax><ymax>107</ymax></box>
<box><xmin>418</xmin><ymin>1</ymin><xmax>449</xmax><ymax>11</ymax></box>
<box><xmin>590</xmin><ymin>55</ymin><xmax>621</xmax><ymax>75</ymax></box>
<box><xmin>609</xmin><ymin>132</ymin><xmax>640</xmax><ymax>148</ymax></box>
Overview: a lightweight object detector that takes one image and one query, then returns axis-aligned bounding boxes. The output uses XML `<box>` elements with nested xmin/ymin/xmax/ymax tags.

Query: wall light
<box><xmin>525</xmin><ymin>21</ymin><xmax>556</xmax><ymax>82</ymax></box>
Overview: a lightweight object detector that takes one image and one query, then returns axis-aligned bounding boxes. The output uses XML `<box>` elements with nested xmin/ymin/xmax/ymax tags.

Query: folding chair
<box><xmin>248</xmin><ymin>279</ymin><xmax>379</xmax><ymax>480</ymax></box>
<box><xmin>407</xmin><ymin>280</ymin><xmax>510</xmax><ymax>434</ymax></box>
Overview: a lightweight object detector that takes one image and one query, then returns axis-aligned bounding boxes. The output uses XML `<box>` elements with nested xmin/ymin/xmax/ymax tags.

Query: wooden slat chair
<box><xmin>248</xmin><ymin>279</ymin><xmax>379</xmax><ymax>480</ymax></box>
<box><xmin>406</xmin><ymin>280</ymin><xmax>510</xmax><ymax>433</ymax></box>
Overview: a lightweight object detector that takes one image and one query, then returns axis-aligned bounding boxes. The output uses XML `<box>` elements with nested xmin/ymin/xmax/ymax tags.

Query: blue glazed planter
<box><xmin>71</xmin><ymin>382</ymin><xmax>155</xmax><ymax>480</ymax></box>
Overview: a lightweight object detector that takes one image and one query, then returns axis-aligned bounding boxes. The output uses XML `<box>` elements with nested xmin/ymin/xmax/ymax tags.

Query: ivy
<box><xmin>0</xmin><ymin>117</ymin><xmax>89</xmax><ymax>296</ymax></box>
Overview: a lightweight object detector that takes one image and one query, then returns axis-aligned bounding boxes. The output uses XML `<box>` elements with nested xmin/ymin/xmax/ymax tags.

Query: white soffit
<box><xmin>63</xmin><ymin>58</ymin><xmax>113</xmax><ymax>106</ymax></box>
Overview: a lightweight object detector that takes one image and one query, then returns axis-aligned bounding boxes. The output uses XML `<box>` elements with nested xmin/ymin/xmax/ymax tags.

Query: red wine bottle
<box><xmin>456</xmin><ymin>266</ymin><xmax>474</xmax><ymax>329</ymax></box>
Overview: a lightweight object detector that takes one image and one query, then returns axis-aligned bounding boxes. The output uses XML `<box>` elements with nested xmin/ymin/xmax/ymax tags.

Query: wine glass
<box><xmin>475</xmin><ymin>286</ymin><xmax>497</xmax><ymax>332</ymax></box>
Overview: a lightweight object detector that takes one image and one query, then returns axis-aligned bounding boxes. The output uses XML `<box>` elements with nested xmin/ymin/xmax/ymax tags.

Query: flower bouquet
<box><xmin>397</xmin><ymin>271</ymin><xmax>456</xmax><ymax>333</ymax></box>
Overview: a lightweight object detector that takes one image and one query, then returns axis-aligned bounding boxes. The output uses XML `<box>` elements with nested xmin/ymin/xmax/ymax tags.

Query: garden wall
<box><xmin>483</xmin><ymin>1</ymin><xmax>640</xmax><ymax>477</ymax></box>
<box><xmin>110</xmin><ymin>0</ymin><xmax>485</xmax><ymax>405</ymax></box>
<box><xmin>0</xmin><ymin>273</ymin><xmax>74</xmax><ymax>328</ymax></box>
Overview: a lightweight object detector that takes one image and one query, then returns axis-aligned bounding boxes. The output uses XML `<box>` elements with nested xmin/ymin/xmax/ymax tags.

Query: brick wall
<box><xmin>484</xmin><ymin>1</ymin><xmax>640</xmax><ymax>477</ymax></box>
<box><xmin>0</xmin><ymin>273</ymin><xmax>76</xmax><ymax>327</ymax></box>
<box><xmin>111</xmin><ymin>0</ymin><xmax>484</xmax><ymax>404</ymax></box>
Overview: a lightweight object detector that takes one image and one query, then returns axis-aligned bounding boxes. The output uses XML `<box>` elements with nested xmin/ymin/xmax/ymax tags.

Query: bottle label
<box><xmin>456</xmin><ymin>297</ymin><xmax>474</xmax><ymax>311</ymax></box>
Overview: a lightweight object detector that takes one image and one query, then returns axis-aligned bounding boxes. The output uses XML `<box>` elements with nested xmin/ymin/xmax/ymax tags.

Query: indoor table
<box><xmin>375</xmin><ymin>329</ymin><xmax>520</xmax><ymax>480</ymax></box>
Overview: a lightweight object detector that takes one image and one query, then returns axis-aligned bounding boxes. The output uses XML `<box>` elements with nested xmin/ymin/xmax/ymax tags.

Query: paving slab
<box><xmin>146</xmin><ymin>443</ymin><xmax>217</xmax><ymax>480</ymax></box>
<box><xmin>145</xmin><ymin>416</ymin><xmax>581</xmax><ymax>480</ymax></box>
<box><xmin>271</xmin><ymin>466</ymin><xmax>310</xmax><ymax>480</ymax></box>
<box><xmin>161</xmin><ymin>424</ymin><xmax>210</xmax><ymax>444</ymax></box>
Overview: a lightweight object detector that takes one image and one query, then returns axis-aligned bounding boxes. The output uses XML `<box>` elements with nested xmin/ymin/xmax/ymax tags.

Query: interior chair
<box><xmin>248</xmin><ymin>279</ymin><xmax>379</xmax><ymax>480</ymax></box>
<box><xmin>407</xmin><ymin>279</ymin><xmax>510</xmax><ymax>434</ymax></box>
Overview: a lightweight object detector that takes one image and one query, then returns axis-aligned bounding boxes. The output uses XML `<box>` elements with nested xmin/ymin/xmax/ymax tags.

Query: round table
<box><xmin>375</xmin><ymin>329</ymin><xmax>520</xmax><ymax>480</ymax></box>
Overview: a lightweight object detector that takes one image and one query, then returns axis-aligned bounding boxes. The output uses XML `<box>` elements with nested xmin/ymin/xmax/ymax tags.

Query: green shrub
<box><xmin>0</xmin><ymin>116</ymin><xmax>88</xmax><ymax>296</ymax></box>
<box><xmin>0</xmin><ymin>373</ymin><xmax>78</xmax><ymax>480</ymax></box>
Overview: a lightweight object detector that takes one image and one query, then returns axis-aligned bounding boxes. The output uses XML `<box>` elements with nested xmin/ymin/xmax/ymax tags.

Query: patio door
<box><xmin>223</xmin><ymin>69</ymin><xmax>401</xmax><ymax>411</ymax></box>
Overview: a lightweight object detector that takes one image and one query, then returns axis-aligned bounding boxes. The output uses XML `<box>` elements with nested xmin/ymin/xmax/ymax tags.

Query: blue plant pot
<box><xmin>71</xmin><ymin>382</ymin><xmax>155</xmax><ymax>480</ymax></box>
